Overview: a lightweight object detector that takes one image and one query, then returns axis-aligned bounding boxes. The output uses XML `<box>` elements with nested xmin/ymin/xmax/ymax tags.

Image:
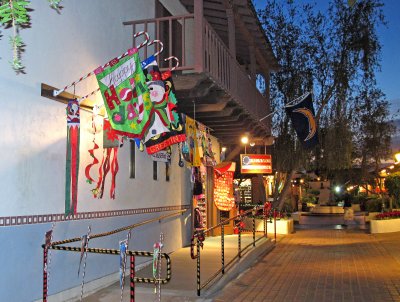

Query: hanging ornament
<box><xmin>78</xmin><ymin>226</ymin><xmax>91</xmax><ymax>302</ymax></box>
<box><xmin>85</xmin><ymin>106</ymin><xmax>100</xmax><ymax>188</ymax></box>
<box><xmin>153</xmin><ymin>233</ymin><xmax>164</xmax><ymax>301</ymax></box>
<box><xmin>91</xmin><ymin>120</ymin><xmax>120</xmax><ymax>199</ymax></box>
<box><xmin>65</xmin><ymin>99</ymin><xmax>80</xmax><ymax>216</ymax></box>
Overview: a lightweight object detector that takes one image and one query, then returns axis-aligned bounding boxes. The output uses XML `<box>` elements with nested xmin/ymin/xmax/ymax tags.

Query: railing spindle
<box><xmin>221</xmin><ymin>218</ymin><xmax>225</xmax><ymax>274</ymax></box>
<box><xmin>197</xmin><ymin>238</ymin><xmax>201</xmax><ymax>296</ymax></box>
<box><xmin>253</xmin><ymin>215</ymin><xmax>256</xmax><ymax>247</ymax></box>
<box><xmin>130</xmin><ymin>255</ymin><xmax>135</xmax><ymax>302</ymax></box>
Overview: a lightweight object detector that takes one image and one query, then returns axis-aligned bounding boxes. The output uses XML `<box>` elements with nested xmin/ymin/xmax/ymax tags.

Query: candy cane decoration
<box><xmin>147</xmin><ymin>40</ymin><xmax>164</xmax><ymax>57</ymax></box>
<box><xmin>164</xmin><ymin>56</ymin><xmax>180</xmax><ymax>71</ymax></box>
<box><xmin>53</xmin><ymin>31</ymin><xmax>150</xmax><ymax>97</ymax></box>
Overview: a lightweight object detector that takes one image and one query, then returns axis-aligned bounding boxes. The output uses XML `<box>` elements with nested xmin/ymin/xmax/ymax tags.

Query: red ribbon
<box><xmin>110</xmin><ymin>147</ymin><xmax>119</xmax><ymax>199</ymax></box>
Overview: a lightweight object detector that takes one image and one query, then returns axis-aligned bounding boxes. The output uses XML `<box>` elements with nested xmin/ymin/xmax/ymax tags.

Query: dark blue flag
<box><xmin>285</xmin><ymin>92</ymin><xmax>318</xmax><ymax>148</ymax></box>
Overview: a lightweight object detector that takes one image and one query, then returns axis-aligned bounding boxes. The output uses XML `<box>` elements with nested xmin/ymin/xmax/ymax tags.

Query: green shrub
<box><xmin>365</xmin><ymin>198</ymin><xmax>383</xmax><ymax>212</ymax></box>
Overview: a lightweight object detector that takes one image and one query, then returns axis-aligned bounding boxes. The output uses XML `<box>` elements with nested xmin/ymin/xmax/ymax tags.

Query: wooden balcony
<box><xmin>124</xmin><ymin>10</ymin><xmax>273</xmax><ymax>145</ymax></box>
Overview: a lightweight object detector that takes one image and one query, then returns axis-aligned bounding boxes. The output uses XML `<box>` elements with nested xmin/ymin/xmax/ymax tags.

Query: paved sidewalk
<box><xmin>83</xmin><ymin>233</ymin><xmax>273</xmax><ymax>302</ymax></box>
<box><xmin>213</xmin><ymin>229</ymin><xmax>400</xmax><ymax>302</ymax></box>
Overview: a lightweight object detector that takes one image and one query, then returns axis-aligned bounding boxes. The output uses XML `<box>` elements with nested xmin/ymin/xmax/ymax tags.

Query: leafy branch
<box><xmin>0</xmin><ymin>0</ymin><xmax>63</xmax><ymax>73</ymax></box>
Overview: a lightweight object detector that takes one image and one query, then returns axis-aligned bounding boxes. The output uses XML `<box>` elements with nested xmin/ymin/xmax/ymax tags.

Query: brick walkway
<box><xmin>213</xmin><ymin>229</ymin><xmax>400</xmax><ymax>302</ymax></box>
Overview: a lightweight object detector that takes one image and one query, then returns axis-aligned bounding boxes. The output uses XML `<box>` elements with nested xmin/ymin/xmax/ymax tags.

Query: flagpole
<box><xmin>259</xmin><ymin>92</ymin><xmax>311</xmax><ymax>122</ymax></box>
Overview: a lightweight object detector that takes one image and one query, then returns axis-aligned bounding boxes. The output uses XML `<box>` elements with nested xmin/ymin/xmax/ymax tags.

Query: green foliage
<box><xmin>365</xmin><ymin>198</ymin><xmax>383</xmax><ymax>212</ymax></box>
<box><xmin>385</xmin><ymin>172</ymin><xmax>400</xmax><ymax>201</ymax></box>
<box><xmin>0</xmin><ymin>0</ymin><xmax>63</xmax><ymax>73</ymax></box>
<box><xmin>0</xmin><ymin>1</ymin><xmax>30</xmax><ymax>25</ymax></box>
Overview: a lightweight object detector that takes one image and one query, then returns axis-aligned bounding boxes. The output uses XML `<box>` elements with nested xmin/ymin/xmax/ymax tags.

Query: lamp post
<box><xmin>241</xmin><ymin>136</ymin><xmax>249</xmax><ymax>154</ymax></box>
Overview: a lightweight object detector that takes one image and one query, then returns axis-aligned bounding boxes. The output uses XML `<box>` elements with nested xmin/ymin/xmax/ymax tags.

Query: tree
<box><xmin>259</xmin><ymin>0</ymin><xmax>390</xmax><ymax>209</ymax></box>
<box><xmin>384</xmin><ymin>172</ymin><xmax>400</xmax><ymax>209</ymax></box>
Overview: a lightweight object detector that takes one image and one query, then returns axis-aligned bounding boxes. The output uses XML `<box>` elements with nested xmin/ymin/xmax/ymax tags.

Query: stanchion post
<box><xmin>130</xmin><ymin>255</ymin><xmax>135</xmax><ymax>302</ymax></box>
<box><xmin>252</xmin><ymin>215</ymin><xmax>256</xmax><ymax>247</ymax></box>
<box><xmin>221</xmin><ymin>222</ymin><xmax>225</xmax><ymax>274</ymax></box>
<box><xmin>43</xmin><ymin>247</ymin><xmax>48</xmax><ymax>302</ymax></box>
<box><xmin>263</xmin><ymin>209</ymin><xmax>266</xmax><ymax>237</ymax></box>
<box><xmin>197</xmin><ymin>239</ymin><xmax>201</xmax><ymax>296</ymax></box>
<box><xmin>238</xmin><ymin>223</ymin><xmax>242</xmax><ymax>258</ymax></box>
<box><xmin>274</xmin><ymin>209</ymin><xmax>277</xmax><ymax>242</ymax></box>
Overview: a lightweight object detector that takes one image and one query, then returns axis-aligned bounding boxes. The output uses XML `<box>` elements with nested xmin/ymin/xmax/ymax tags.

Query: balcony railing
<box><xmin>123</xmin><ymin>13</ymin><xmax>270</xmax><ymax>129</ymax></box>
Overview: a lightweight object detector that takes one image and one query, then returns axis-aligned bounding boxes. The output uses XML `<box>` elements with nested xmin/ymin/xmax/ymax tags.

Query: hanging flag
<box><xmin>95</xmin><ymin>48</ymin><xmax>153</xmax><ymax>138</ymax></box>
<box><xmin>141</xmin><ymin>55</ymin><xmax>170</xmax><ymax>143</ymax></box>
<box><xmin>185</xmin><ymin>116</ymin><xmax>201</xmax><ymax>167</ymax></box>
<box><xmin>141</xmin><ymin>58</ymin><xmax>186</xmax><ymax>154</ymax></box>
<box><xmin>285</xmin><ymin>92</ymin><xmax>318</xmax><ymax>148</ymax></box>
<box><xmin>65</xmin><ymin>100</ymin><xmax>80</xmax><ymax>216</ymax></box>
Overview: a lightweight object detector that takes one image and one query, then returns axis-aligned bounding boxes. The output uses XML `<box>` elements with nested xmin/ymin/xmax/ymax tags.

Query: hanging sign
<box><xmin>213</xmin><ymin>162</ymin><xmax>236</xmax><ymax>211</ymax></box>
<box><xmin>151</xmin><ymin>150</ymin><xmax>171</xmax><ymax>163</ymax></box>
<box><xmin>240</xmin><ymin>154</ymin><xmax>272</xmax><ymax>174</ymax></box>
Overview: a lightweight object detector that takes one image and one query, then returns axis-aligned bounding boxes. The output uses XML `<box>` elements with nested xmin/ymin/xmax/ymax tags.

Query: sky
<box><xmin>253</xmin><ymin>0</ymin><xmax>400</xmax><ymax>113</ymax></box>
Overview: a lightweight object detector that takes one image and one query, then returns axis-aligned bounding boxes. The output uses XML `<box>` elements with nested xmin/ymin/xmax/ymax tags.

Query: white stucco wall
<box><xmin>0</xmin><ymin>1</ymin><xmax>206</xmax><ymax>301</ymax></box>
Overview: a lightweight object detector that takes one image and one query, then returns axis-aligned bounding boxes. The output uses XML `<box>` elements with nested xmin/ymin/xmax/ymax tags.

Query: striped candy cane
<box><xmin>53</xmin><ymin>31</ymin><xmax>150</xmax><ymax>97</ymax></box>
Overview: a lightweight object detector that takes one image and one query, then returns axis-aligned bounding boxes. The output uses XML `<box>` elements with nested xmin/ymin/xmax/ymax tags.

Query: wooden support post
<box><xmin>226</xmin><ymin>8</ymin><xmax>236</xmax><ymax>58</ymax></box>
<box><xmin>194</xmin><ymin>0</ymin><xmax>204</xmax><ymax>72</ymax></box>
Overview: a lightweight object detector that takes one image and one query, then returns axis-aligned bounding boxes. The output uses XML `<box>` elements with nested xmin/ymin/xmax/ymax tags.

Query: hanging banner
<box><xmin>143</xmin><ymin>65</ymin><xmax>186</xmax><ymax>154</ymax></box>
<box><xmin>184</xmin><ymin>116</ymin><xmax>201</xmax><ymax>167</ymax></box>
<box><xmin>95</xmin><ymin>48</ymin><xmax>153</xmax><ymax>138</ymax></box>
<box><xmin>65</xmin><ymin>100</ymin><xmax>80</xmax><ymax>216</ymax></box>
<box><xmin>285</xmin><ymin>92</ymin><xmax>318</xmax><ymax>148</ymax></box>
<box><xmin>240</xmin><ymin>154</ymin><xmax>272</xmax><ymax>174</ymax></box>
<box><xmin>214</xmin><ymin>162</ymin><xmax>236</xmax><ymax>211</ymax></box>
<box><xmin>141</xmin><ymin>55</ymin><xmax>171</xmax><ymax>143</ymax></box>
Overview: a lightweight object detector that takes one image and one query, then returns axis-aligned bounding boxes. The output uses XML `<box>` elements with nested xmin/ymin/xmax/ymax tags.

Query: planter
<box><xmin>311</xmin><ymin>205</ymin><xmax>344</xmax><ymax>214</ymax></box>
<box><xmin>365</xmin><ymin>212</ymin><xmax>381</xmax><ymax>222</ymax></box>
<box><xmin>243</xmin><ymin>217</ymin><xmax>294</xmax><ymax>235</ymax></box>
<box><xmin>370</xmin><ymin>218</ymin><xmax>400</xmax><ymax>233</ymax></box>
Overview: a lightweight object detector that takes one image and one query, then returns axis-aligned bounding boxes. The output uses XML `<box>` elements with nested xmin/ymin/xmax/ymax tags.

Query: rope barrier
<box><xmin>45</xmin><ymin>245</ymin><xmax>171</xmax><ymax>284</ymax></box>
<box><xmin>48</xmin><ymin>210</ymin><xmax>186</xmax><ymax>246</ymax></box>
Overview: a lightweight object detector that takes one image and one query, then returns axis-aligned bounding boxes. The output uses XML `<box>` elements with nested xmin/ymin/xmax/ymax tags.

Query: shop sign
<box><xmin>240</xmin><ymin>154</ymin><xmax>272</xmax><ymax>174</ymax></box>
<box><xmin>151</xmin><ymin>150</ymin><xmax>171</xmax><ymax>163</ymax></box>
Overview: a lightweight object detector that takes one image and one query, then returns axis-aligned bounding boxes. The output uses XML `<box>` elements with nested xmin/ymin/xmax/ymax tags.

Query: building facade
<box><xmin>0</xmin><ymin>0</ymin><xmax>276</xmax><ymax>300</ymax></box>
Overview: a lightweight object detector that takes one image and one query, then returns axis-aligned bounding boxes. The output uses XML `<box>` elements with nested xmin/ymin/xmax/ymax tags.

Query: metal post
<box><xmin>274</xmin><ymin>209</ymin><xmax>277</xmax><ymax>242</ymax></box>
<box><xmin>130</xmin><ymin>255</ymin><xmax>135</xmax><ymax>302</ymax></box>
<box><xmin>238</xmin><ymin>225</ymin><xmax>241</xmax><ymax>258</ymax></box>
<box><xmin>43</xmin><ymin>247</ymin><xmax>48</xmax><ymax>302</ymax></box>
<box><xmin>264</xmin><ymin>209</ymin><xmax>267</xmax><ymax>237</ymax></box>
<box><xmin>196</xmin><ymin>239</ymin><xmax>201</xmax><ymax>296</ymax></box>
<box><xmin>252</xmin><ymin>215</ymin><xmax>256</xmax><ymax>247</ymax></box>
<box><xmin>221</xmin><ymin>222</ymin><xmax>225</xmax><ymax>274</ymax></box>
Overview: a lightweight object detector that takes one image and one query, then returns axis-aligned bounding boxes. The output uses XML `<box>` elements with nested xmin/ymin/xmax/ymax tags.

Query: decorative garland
<box><xmin>0</xmin><ymin>0</ymin><xmax>63</xmax><ymax>73</ymax></box>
